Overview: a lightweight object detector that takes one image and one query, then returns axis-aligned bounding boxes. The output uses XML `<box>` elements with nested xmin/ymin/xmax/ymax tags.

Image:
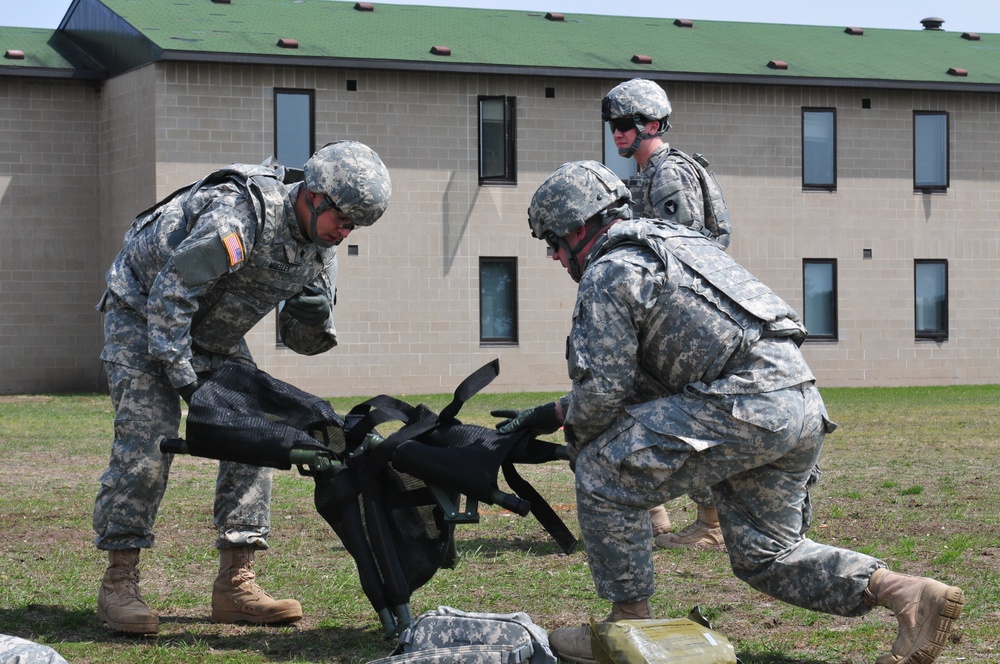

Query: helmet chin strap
<box><xmin>616</xmin><ymin>118</ymin><xmax>668</xmax><ymax>158</ymax></box>
<box><xmin>303</xmin><ymin>188</ymin><xmax>339</xmax><ymax>248</ymax></box>
<box><xmin>617</xmin><ymin>131</ymin><xmax>646</xmax><ymax>159</ymax></box>
<box><xmin>560</xmin><ymin>219</ymin><xmax>618</xmax><ymax>283</ymax></box>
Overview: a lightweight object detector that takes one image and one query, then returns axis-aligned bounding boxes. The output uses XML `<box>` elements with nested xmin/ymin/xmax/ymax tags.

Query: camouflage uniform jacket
<box><xmin>627</xmin><ymin>143</ymin><xmax>732</xmax><ymax>249</ymax></box>
<box><xmin>562</xmin><ymin>218</ymin><xmax>813</xmax><ymax>446</ymax></box>
<box><xmin>98</xmin><ymin>163</ymin><xmax>338</xmax><ymax>388</ymax></box>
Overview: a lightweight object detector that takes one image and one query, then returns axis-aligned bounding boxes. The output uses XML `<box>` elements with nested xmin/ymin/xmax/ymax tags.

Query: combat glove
<box><xmin>283</xmin><ymin>285</ymin><xmax>331</xmax><ymax>326</ymax></box>
<box><xmin>491</xmin><ymin>402</ymin><xmax>561</xmax><ymax>435</ymax></box>
<box><xmin>176</xmin><ymin>379</ymin><xmax>202</xmax><ymax>405</ymax></box>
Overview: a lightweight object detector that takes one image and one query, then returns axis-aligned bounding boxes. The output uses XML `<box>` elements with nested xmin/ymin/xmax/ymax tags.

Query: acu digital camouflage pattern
<box><xmin>95</xmin><ymin>160</ymin><xmax>343</xmax><ymax>551</ymax></box>
<box><xmin>601</xmin><ymin>78</ymin><xmax>672</xmax><ymax>133</ymax></box>
<box><xmin>527</xmin><ymin>160</ymin><xmax>630</xmax><ymax>240</ymax></box>
<box><xmin>0</xmin><ymin>634</ymin><xmax>68</xmax><ymax>664</ymax></box>
<box><xmin>560</xmin><ymin>217</ymin><xmax>885</xmax><ymax>615</ymax></box>
<box><xmin>379</xmin><ymin>606</ymin><xmax>556</xmax><ymax>664</ymax></box>
<box><xmin>626</xmin><ymin>145</ymin><xmax>733</xmax><ymax>250</ymax></box>
<box><xmin>305</xmin><ymin>140</ymin><xmax>391</xmax><ymax>227</ymax></box>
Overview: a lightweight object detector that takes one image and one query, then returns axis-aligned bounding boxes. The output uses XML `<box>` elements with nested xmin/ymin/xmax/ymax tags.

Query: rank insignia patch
<box><xmin>222</xmin><ymin>232</ymin><xmax>244</xmax><ymax>266</ymax></box>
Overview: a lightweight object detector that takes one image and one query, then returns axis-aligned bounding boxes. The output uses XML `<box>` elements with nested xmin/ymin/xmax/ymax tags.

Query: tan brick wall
<box><xmin>8</xmin><ymin>60</ymin><xmax>998</xmax><ymax>395</ymax></box>
<box><xmin>0</xmin><ymin>77</ymin><xmax>103</xmax><ymax>393</ymax></box>
<box><xmin>142</xmin><ymin>65</ymin><xmax>1000</xmax><ymax>395</ymax></box>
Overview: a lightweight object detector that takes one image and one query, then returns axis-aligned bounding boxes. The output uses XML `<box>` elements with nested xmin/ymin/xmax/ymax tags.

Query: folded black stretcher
<box><xmin>160</xmin><ymin>359</ymin><xmax>577</xmax><ymax>637</ymax></box>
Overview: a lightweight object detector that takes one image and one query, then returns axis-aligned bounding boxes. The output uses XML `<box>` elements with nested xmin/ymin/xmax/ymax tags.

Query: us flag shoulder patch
<box><xmin>222</xmin><ymin>232</ymin><xmax>244</xmax><ymax>266</ymax></box>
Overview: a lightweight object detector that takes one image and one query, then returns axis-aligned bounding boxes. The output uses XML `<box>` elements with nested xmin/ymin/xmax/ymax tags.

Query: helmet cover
<box><xmin>528</xmin><ymin>160</ymin><xmax>631</xmax><ymax>241</ymax></box>
<box><xmin>304</xmin><ymin>140</ymin><xmax>391</xmax><ymax>227</ymax></box>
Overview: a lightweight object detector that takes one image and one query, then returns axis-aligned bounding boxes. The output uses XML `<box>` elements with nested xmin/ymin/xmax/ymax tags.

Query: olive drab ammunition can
<box><xmin>591</xmin><ymin>617</ymin><xmax>737</xmax><ymax>664</ymax></box>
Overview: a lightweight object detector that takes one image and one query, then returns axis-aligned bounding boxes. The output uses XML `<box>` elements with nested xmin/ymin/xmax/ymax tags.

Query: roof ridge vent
<box><xmin>844</xmin><ymin>27</ymin><xmax>864</xmax><ymax>36</ymax></box>
<box><xmin>673</xmin><ymin>19</ymin><xmax>694</xmax><ymax>28</ymax></box>
<box><xmin>430</xmin><ymin>45</ymin><xmax>451</xmax><ymax>56</ymax></box>
<box><xmin>5</xmin><ymin>49</ymin><xmax>26</xmax><ymax>60</ymax></box>
<box><xmin>545</xmin><ymin>12</ymin><xmax>565</xmax><ymax>21</ymax></box>
<box><xmin>277</xmin><ymin>38</ymin><xmax>299</xmax><ymax>49</ymax></box>
<box><xmin>961</xmin><ymin>32</ymin><xmax>981</xmax><ymax>41</ymax></box>
<box><xmin>921</xmin><ymin>17</ymin><xmax>945</xmax><ymax>30</ymax></box>
<box><xmin>211</xmin><ymin>0</ymin><xmax>231</xmax><ymax>4</ymax></box>
<box><xmin>767</xmin><ymin>60</ymin><xmax>789</xmax><ymax>70</ymax></box>
<box><xmin>947</xmin><ymin>67</ymin><xmax>968</xmax><ymax>77</ymax></box>
<box><xmin>354</xmin><ymin>2</ymin><xmax>374</xmax><ymax>11</ymax></box>
<box><xmin>631</xmin><ymin>54</ymin><xmax>652</xmax><ymax>65</ymax></box>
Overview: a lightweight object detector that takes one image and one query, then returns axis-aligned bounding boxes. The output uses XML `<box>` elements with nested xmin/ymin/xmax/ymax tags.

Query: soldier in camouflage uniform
<box><xmin>0</xmin><ymin>634</ymin><xmax>68</xmax><ymax>664</ymax></box>
<box><xmin>93</xmin><ymin>140</ymin><xmax>391</xmax><ymax>634</ymax></box>
<box><xmin>502</xmin><ymin>161</ymin><xmax>963</xmax><ymax>664</ymax></box>
<box><xmin>603</xmin><ymin>77</ymin><xmax>733</xmax><ymax>550</ymax></box>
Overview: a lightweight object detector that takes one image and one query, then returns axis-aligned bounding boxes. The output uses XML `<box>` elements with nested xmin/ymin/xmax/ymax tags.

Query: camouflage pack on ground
<box><xmin>369</xmin><ymin>606</ymin><xmax>556</xmax><ymax>664</ymax></box>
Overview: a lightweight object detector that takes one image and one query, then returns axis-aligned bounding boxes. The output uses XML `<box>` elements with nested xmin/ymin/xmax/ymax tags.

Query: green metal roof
<box><xmin>0</xmin><ymin>27</ymin><xmax>105</xmax><ymax>77</ymax></box>
<box><xmin>47</xmin><ymin>0</ymin><xmax>1000</xmax><ymax>88</ymax></box>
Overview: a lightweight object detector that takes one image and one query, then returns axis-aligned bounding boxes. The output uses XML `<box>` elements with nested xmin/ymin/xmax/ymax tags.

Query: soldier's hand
<box><xmin>283</xmin><ymin>286</ymin><xmax>331</xmax><ymax>325</ymax></box>
<box><xmin>490</xmin><ymin>402</ymin><xmax>561</xmax><ymax>435</ymax></box>
<box><xmin>176</xmin><ymin>379</ymin><xmax>202</xmax><ymax>405</ymax></box>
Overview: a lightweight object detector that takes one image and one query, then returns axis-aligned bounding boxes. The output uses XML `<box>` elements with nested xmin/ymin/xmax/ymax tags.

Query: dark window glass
<box><xmin>480</xmin><ymin>258</ymin><xmax>518</xmax><ymax>343</ymax></box>
<box><xmin>915</xmin><ymin>260</ymin><xmax>948</xmax><ymax>340</ymax></box>
<box><xmin>914</xmin><ymin>111</ymin><xmax>949</xmax><ymax>191</ymax></box>
<box><xmin>803</xmin><ymin>108</ymin><xmax>836</xmax><ymax>189</ymax></box>
<box><xmin>803</xmin><ymin>259</ymin><xmax>837</xmax><ymax>339</ymax></box>
<box><xmin>275</xmin><ymin>89</ymin><xmax>314</xmax><ymax>168</ymax></box>
<box><xmin>479</xmin><ymin>96</ymin><xmax>516</xmax><ymax>184</ymax></box>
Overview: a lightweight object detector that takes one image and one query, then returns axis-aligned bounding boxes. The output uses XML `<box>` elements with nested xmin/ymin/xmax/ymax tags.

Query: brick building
<box><xmin>2</xmin><ymin>1</ymin><xmax>998</xmax><ymax>395</ymax></box>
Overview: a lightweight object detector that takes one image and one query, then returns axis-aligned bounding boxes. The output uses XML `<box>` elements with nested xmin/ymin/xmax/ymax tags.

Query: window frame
<box><xmin>913</xmin><ymin>111</ymin><xmax>950</xmax><ymax>193</ymax></box>
<box><xmin>478</xmin><ymin>96</ymin><xmax>517</xmax><ymax>185</ymax></box>
<box><xmin>479</xmin><ymin>257</ymin><xmax>519</xmax><ymax>345</ymax></box>
<box><xmin>801</xmin><ymin>108</ymin><xmax>837</xmax><ymax>191</ymax></box>
<box><xmin>802</xmin><ymin>258</ymin><xmax>838</xmax><ymax>341</ymax></box>
<box><xmin>273</xmin><ymin>88</ymin><xmax>315</xmax><ymax>168</ymax></box>
<box><xmin>914</xmin><ymin>259</ymin><xmax>948</xmax><ymax>341</ymax></box>
<box><xmin>273</xmin><ymin>89</ymin><xmax>315</xmax><ymax>345</ymax></box>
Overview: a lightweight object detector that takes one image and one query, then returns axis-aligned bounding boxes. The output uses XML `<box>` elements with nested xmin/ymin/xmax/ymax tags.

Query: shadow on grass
<box><xmin>0</xmin><ymin>604</ymin><xmax>386</xmax><ymax>662</ymax></box>
<box><xmin>736</xmin><ymin>657</ymin><xmax>831</xmax><ymax>664</ymax></box>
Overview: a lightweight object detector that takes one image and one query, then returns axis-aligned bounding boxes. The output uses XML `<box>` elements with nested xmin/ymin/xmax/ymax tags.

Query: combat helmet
<box><xmin>601</xmin><ymin>78</ymin><xmax>672</xmax><ymax>157</ymax></box>
<box><xmin>528</xmin><ymin>160</ymin><xmax>631</xmax><ymax>281</ymax></box>
<box><xmin>302</xmin><ymin>140</ymin><xmax>391</xmax><ymax>247</ymax></box>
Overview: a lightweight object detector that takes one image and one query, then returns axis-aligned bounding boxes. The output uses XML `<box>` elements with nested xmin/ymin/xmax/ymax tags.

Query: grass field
<box><xmin>1</xmin><ymin>383</ymin><xmax>998</xmax><ymax>663</ymax></box>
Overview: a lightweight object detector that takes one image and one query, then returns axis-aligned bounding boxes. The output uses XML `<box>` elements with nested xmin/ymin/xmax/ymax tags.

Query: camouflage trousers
<box><xmin>93</xmin><ymin>361</ymin><xmax>273</xmax><ymax>551</ymax></box>
<box><xmin>574</xmin><ymin>381</ymin><xmax>882</xmax><ymax>616</ymax></box>
<box><xmin>0</xmin><ymin>634</ymin><xmax>68</xmax><ymax>663</ymax></box>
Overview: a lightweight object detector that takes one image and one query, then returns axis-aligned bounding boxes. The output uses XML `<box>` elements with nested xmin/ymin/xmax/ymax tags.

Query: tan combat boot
<box><xmin>864</xmin><ymin>568</ymin><xmax>963</xmax><ymax>664</ymax></box>
<box><xmin>654</xmin><ymin>504</ymin><xmax>726</xmax><ymax>551</ymax></box>
<box><xmin>97</xmin><ymin>549</ymin><xmax>159</xmax><ymax>634</ymax></box>
<box><xmin>211</xmin><ymin>547</ymin><xmax>303</xmax><ymax>624</ymax></box>
<box><xmin>548</xmin><ymin>598</ymin><xmax>652</xmax><ymax>664</ymax></box>
<box><xmin>649</xmin><ymin>505</ymin><xmax>672</xmax><ymax>536</ymax></box>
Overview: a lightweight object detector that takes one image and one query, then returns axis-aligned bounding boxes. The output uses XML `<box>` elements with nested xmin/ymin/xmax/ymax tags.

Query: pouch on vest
<box><xmin>591</xmin><ymin>606</ymin><xmax>738</xmax><ymax>664</ymax></box>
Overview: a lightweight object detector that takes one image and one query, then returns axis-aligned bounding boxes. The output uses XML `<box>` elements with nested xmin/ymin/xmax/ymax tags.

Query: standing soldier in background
<box><xmin>93</xmin><ymin>141</ymin><xmax>391</xmax><ymax>634</ymax></box>
<box><xmin>602</xmin><ymin>77</ymin><xmax>732</xmax><ymax>550</ymax></box>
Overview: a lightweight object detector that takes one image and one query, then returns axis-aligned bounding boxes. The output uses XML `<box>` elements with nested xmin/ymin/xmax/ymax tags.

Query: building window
<box><xmin>603</xmin><ymin>121</ymin><xmax>636</xmax><ymax>182</ymax></box>
<box><xmin>803</xmin><ymin>259</ymin><xmax>838</xmax><ymax>340</ymax></box>
<box><xmin>274</xmin><ymin>89</ymin><xmax>314</xmax><ymax>168</ymax></box>
<box><xmin>913</xmin><ymin>111</ymin><xmax>949</xmax><ymax>192</ymax></box>
<box><xmin>480</xmin><ymin>257</ymin><xmax>518</xmax><ymax>343</ymax></box>
<box><xmin>479</xmin><ymin>96</ymin><xmax>516</xmax><ymax>184</ymax></box>
<box><xmin>915</xmin><ymin>260</ymin><xmax>948</xmax><ymax>340</ymax></box>
<box><xmin>802</xmin><ymin>108</ymin><xmax>836</xmax><ymax>190</ymax></box>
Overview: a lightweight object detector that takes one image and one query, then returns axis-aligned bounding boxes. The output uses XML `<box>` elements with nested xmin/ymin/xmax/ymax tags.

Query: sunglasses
<box><xmin>608</xmin><ymin>117</ymin><xmax>638</xmax><ymax>133</ymax></box>
<box><xmin>324</xmin><ymin>196</ymin><xmax>357</xmax><ymax>231</ymax></box>
<box><xmin>542</xmin><ymin>233</ymin><xmax>562</xmax><ymax>253</ymax></box>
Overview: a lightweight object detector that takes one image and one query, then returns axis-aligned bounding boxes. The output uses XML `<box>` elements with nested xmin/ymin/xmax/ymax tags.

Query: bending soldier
<box><xmin>93</xmin><ymin>141</ymin><xmax>391</xmax><ymax>633</ymax></box>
